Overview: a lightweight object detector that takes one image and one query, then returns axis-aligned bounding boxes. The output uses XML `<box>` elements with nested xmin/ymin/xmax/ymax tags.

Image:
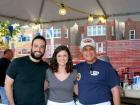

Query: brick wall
<box><xmin>107</xmin><ymin>40</ymin><xmax>140</xmax><ymax>73</ymax></box>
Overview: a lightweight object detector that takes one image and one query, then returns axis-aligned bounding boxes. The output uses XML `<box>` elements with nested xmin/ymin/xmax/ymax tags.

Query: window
<box><xmin>64</xmin><ymin>29</ymin><xmax>68</xmax><ymax>38</ymax></box>
<box><xmin>87</xmin><ymin>26</ymin><xmax>93</xmax><ymax>36</ymax></box>
<box><xmin>45</xmin><ymin>28</ymin><xmax>61</xmax><ymax>39</ymax></box>
<box><xmin>45</xmin><ymin>29</ymin><xmax>51</xmax><ymax>39</ymax></box>
<box><xmin>54</xmin><ymin>29</ymin><xmax>61</xmax><ymax>38</ymax></box>
<box><xmin>97</xmin><ymin>25</ymin><xmax>102</xmax><ymax>35</ymax></box>
<box><xmin>18</xmin><ymin>35</ymin><xmax>32</xmax><ymax>42</ymax></box>
<box><xmin>129</xmin><ymin>30</ymin><xmax>135</xmax><ymax>40</ymax></box>
<box><xmin>87</xmin><ymin>25</ymin><xmax>106</xmax><ymax>36</ymax></box>
<box><xmin>96</xmin><ymin>42</ymin><xmax>106</xmax><ymax>54</ymax></box>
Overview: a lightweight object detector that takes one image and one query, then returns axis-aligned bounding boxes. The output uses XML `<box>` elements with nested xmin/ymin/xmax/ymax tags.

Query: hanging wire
<box><xmin>51</xmin><ymin>0</ymin><xmax>91</xmax><ymax>15</ymax></box>
<box><xmin>50</xmin><ymin>0</ymin><xmax>107</xmax><ymax>22</ymax></box>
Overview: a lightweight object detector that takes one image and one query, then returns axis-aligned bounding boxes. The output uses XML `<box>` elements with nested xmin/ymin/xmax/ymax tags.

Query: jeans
<box><xmin>0</xmin><ymin>87</ymin><xmax>9</xmax><ymax>105</ymax></box>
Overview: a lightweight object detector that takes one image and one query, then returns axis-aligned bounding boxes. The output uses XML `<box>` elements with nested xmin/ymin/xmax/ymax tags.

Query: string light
<box><xmin>88</xmin><ymin>14</ymin><xmax>94</xmax><ymax>22</ymax></box>
<box><xmin>52</xmin><ymin>0</ymin><xmax>109</xmax><ymax>23</ymax></box>
<box><xmin>0</xmin><ymin>0</ymin><xmax>108</xmax><ymax>23</ymax></box>
<box><xmin>59</xmin><ymin>3</ymin><xmax>66</xmax><ymax>16</ymax></box>
<box><xmin>99</xmin><ymin>16</ymin><xmax>106</xmax><ymax>23</ymax></box>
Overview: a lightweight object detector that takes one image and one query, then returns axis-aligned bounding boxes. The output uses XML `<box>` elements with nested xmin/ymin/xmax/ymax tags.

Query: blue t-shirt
<box><xmin>74</xmin><ymin>59</ymin><xmax>120</xmax><ymax>104</ymax></box>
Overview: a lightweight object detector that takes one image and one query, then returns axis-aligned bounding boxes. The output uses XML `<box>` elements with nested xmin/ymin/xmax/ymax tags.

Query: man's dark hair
<box><xmin>4</xmin><ymin>49</ymin><xmax>12</xmax><ymax>55</ymax></box>
<box><xmin>32</xmin><ymin>35</ymin><xmax>46</xmax><ymax>46</ymax></box>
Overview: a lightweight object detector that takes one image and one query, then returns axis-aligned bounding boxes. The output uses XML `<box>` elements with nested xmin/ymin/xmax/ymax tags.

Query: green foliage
<box><xmin>0</xmin><ymin>21</ymin><xmax>20</xmax><ymax>38</ymax></box>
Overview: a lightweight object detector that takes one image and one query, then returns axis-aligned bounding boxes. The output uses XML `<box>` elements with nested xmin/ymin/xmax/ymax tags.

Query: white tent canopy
<box><xmin>0</xmin><ymin>0</ymin><xmax>140</xmax><ymax>24</ymax></box>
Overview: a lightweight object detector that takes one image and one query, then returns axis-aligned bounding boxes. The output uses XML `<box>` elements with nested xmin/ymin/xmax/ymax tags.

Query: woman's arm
<box><xmin>74</xmin><ymin>83</ymin><xmax>78</xmax><ymax>95</ymax></box>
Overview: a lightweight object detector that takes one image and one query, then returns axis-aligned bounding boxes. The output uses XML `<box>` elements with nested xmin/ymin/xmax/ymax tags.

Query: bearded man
<box><xmin>5</xmin><ymin>35</ymin><xmax>49</xmax><ymax>105</ymax></box>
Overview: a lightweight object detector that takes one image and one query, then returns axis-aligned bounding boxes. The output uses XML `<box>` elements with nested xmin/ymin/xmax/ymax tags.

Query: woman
<box><xmin>45</xmin><ymin>45</ymin><xmax>78</xmax><ymax>105</ymax></box>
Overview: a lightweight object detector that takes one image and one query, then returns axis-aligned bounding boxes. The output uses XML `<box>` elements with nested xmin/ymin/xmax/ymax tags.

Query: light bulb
<box><xmin>88</xmin><ymin>14</ymin><xmax>93</xmax><ymax>22</ymax></box>
<box><xmin>99</xmin><ymin>16</ymin><xmax>106</xmax><ymax>23</ymax></box>
<box><xmin>59</xmin><ymin>3</ymin><xmax>66</xmax><ymax>16</ymax></box>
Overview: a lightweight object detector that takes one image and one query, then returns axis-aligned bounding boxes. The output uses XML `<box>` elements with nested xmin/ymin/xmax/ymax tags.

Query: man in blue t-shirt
<box><xmin>75</xmin><ymin>38</ymin><xmax>120</xmax><ymax>105</ymax></box>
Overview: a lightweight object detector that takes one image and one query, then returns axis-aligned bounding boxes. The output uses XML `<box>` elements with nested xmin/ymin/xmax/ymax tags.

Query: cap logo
<box><xmin>83</xmin><ymin>39</ymin><xmax>92</xmax><ymax>43</ymax></box>
<box><xmin>80</xmin><ymin>38</ymin><xmax>96</xmax><ymax>50</ymax></box>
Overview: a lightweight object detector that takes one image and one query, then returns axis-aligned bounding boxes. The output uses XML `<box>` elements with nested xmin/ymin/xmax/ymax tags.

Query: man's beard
<box><xmin>31</xmin><ymin>50</ymin><xmax>44</xmax><ymax>60</ymax></box>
